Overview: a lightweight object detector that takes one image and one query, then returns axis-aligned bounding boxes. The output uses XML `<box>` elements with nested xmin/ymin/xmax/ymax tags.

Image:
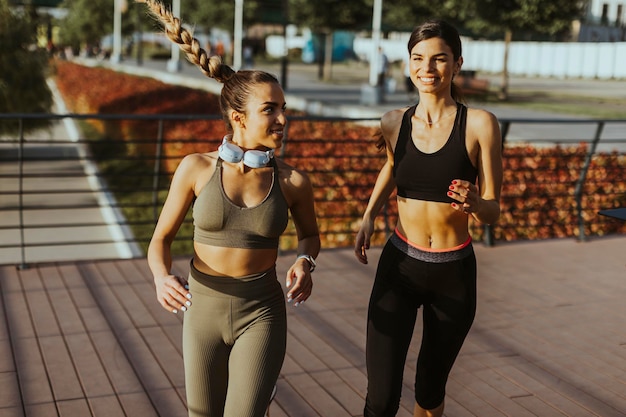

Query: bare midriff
<box><xmin>396</xmin><ymin>197</ymin><xmax>470</xmax><ymax>250</ymax></box>
<box><xmin>192</xmin><ymin>243</ymin><xmax>278</xmax><ymax>277</ymax></box>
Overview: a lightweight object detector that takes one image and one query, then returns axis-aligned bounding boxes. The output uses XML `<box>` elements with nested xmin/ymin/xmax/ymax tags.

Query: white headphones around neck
<box><xmin>218</xmin><ymin>135</ymin><xmax>274</xmax><ymax>168</ymax></box>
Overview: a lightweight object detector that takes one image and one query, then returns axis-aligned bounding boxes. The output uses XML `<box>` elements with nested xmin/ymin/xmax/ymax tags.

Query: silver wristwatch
<box><xmin>296</xmin><ymin>254</ymin><xmax>316</xmax><ymax>273</ymax></box>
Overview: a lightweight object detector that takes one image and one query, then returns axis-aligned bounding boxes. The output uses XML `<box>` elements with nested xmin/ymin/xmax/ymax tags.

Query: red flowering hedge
<box><xmin>53</xmin><ymin>60</ymin><xmax>626</xmax><ymax>251</ymax></box>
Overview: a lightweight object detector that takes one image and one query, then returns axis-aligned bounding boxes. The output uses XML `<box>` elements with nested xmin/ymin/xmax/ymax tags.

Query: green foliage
<box><xmin>289</xmin><ymin>0</ymin><xmax>371</xmax><ymax>31</ymax></box>
<box><xmin>0</xmin><ymin>0</ymin><xmax>52</xmax><ymax>134</ymax></box>
<box><xmin>380</xmin><ymin>0</ymin><xmax>480</xmax><ymax>33</ymax></box>
<box><xmin>177</xmin><ymin>0</ymin><xmax>235</xmax><ymax>31</ymax></box>
<box><xmin>471</xmin><ymin>0</ymin><xmax>585</xmax><ymax>38</ymax></box>
<box><xmin>58</xmin><ymin>0</ymin><xmax>135</xmax><ymax>48</ymax></box>
<box><xmin>178</xmin><ymin>0</ymin><xmax>285</xmax><ymax>32</ymax></box>
<box><xmin>371</xmin><ymin>0</ymin><xmax>585</xmax><ymax>40</ymax></box>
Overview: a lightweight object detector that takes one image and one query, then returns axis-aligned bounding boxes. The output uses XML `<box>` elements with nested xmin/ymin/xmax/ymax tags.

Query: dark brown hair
<box><xmin>408</xmin><ymin>19</ymin><xmax>464</xmax><ymax>103</ymax></box>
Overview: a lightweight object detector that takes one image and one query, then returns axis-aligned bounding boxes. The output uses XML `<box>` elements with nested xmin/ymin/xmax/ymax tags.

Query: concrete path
<box><xmin>0</xmin><ymin>81</ymin><xmax>142</xmax><ymax>267</ymax></box>
<box><xmin>2</xmin><ymin>241</ymin><xmax>626</xmax><ymax>416</ymax></box>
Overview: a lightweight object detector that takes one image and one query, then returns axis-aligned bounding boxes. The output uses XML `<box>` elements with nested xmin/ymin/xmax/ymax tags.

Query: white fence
<box><xmin>352</xmin><ymin>37</ymin><xmax>626</xmax><ymax>80</ymax></box>
<box><xmin>463</xmin><ymin>40</ymin><xmax>626</xmax><ymax>79</ymax></box>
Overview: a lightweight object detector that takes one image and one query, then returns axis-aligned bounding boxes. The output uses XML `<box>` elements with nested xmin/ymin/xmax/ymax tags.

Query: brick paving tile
<box><xmin>0</xmin><ymin>235</ymin><xmax>625</xmax><ymax>416</ymax></box>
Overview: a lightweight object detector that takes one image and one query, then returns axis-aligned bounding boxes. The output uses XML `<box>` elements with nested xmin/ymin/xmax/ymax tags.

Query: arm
<box><xmin>449</xmin><ymin>110</ymin><xmax>503</xmax><ymax>225</ymax></box>
<box><xmin>147</xmin><ymin>154</ymin><xmax>198</xmax><ymax>313</ymax></box>
<box><xmin>354</xmin><ymin>158</ymin><xmax>395</xmax><ymax>264</ymax></box>
<box><xmin>354</xmin><ymin>114</ymin><xmax>399</xmax><ymax>264</ymax></box>
<box><xmin>282</xmin><ymin>167</ymin><xmax>320</xmax><ymax>306</ymax></box>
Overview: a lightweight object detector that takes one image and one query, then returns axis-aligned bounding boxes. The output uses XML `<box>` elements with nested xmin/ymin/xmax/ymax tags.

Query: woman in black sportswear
<box><xmin>355</xmin><ymin>20</ymin><xmax>503</xmax><ymax>417</ymax></box>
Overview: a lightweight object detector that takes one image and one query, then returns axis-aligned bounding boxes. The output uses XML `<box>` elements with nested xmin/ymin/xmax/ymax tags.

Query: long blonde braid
<box><xmin>136</xmin><ymin>0</ymin><xmax>281</xmax><ymax>131</ymax></box>
<box><xmin>136</xmin><ymin>0</ymin><xmax>234</xmax><ymax>82</ymax></box>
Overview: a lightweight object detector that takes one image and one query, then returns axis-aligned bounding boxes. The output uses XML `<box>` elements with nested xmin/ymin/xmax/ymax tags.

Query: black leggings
<box><xmin>364</xmin><ymin>235</ymin><xmax>477</xmax><ymax>416</ymax></box>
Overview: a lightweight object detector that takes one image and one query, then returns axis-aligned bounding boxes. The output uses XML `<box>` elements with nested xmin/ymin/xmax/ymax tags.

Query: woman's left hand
<box><xmin>448</xmin><ymin>179</ymin><xmax>482</xmax><ymax>215</ymax></box>
<box><xmin>285</xmin><ymin>260</ymin><xmax>313</xmax><ymax>307</ymax></box>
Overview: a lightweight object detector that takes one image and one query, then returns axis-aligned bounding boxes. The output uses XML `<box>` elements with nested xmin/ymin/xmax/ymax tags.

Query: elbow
<box><xmin>486</xmin><ymin>206</ymin><xmax>501</xmax><ymax>225</ymax></box>
<box><xmin>299</xmin><ymin>233</ymin><xmax>321</xmax><ymax>252</ymax></box>
<box><xmin>475</xmin><ymin>200</ymin><xmax>500</xmax><ymax>225</ymax></box>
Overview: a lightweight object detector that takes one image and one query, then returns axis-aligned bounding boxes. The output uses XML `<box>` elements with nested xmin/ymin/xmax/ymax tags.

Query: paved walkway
<box><xmin>1</xmin><ymin>240</ymin><xmax>625</xmax><ymax>416</ymax></box>
<box><xmin>0</xmin><ymin>81</ymin><xmax>142</xmax><ymax>266</ymax></box>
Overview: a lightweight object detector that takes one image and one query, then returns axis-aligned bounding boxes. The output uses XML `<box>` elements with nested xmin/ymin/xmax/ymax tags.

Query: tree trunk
<box><xmin>499</xmin><ymin>28</ymin><xmax>512</xmax><ymax>101</ymax></box>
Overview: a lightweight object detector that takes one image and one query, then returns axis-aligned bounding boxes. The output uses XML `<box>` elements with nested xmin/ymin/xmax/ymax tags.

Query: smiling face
<box><xmin>231</xmin><ymin>81</ymin><xmax>287</xmax><ymax>151</ymax></box>
<box><xmin>409</xmin><ymin>37</ymin><xmax>463</xmax><ymax>96</ymax></box>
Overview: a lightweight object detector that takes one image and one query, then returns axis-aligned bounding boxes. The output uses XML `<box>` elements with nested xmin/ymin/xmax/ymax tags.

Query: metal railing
<box><xmin>1</xmin><ymin>113</ymin><xmax>625</xmax><ymax>268</ymax></box>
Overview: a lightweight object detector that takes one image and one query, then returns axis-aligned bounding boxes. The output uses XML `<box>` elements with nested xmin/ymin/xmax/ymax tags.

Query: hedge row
<box><xmin>53</xmin><ymin>60</ymin><xmax>626</xmax><ymax>250</ymax></box>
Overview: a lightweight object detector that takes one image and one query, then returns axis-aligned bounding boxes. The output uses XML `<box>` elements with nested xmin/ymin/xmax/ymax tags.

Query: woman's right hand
<box><xmin>354</xmin><ymin>217</ymin><xmax>375</xmax><ymax>264</ymax></box>
<box><xmin>154</xmin><ymin>274</ymin><xmax>191</xmax><ymax>314</ymax></box>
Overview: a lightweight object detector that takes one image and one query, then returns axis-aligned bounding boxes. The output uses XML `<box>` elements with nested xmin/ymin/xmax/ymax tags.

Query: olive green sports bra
<box><xmin>193</xmin><ymin>158</ymin><xmax>289</xmax><ymax>249</ymax></box>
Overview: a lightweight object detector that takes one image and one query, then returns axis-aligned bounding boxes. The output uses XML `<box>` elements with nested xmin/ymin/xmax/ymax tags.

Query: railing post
<box><xmin>574</xmin><ymin>121</ymin><xmax>604</xmax><ymax>242</ymax></box>
<box><xmin>482</xmin><ymin>120</ymin><xmax>509</xmax><ymax>247</ymax></box>
<box><xmin>499</xmin><ymin>120</ymin><xmax>510</xmax><ymax>147</ymax></box>
<box><xmin>483</xmin><ymin>224</ymin><xmax>494</xmax><ymax>247</ymax></box>
<box><xmin>17</xmin><ymin>118</ymin><xmax>29</xmax><ymax>270</ymax></box>
<box><xmin>152</xmin><ymin>119</ymin><xmax>164</xmax><ymax>223</ymax></box>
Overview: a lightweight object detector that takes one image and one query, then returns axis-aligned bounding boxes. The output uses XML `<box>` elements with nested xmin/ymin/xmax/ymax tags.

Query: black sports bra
<box><xmin>393</xmin><ymin>103</ymin><xmax>478</xmax><ymax>203</ymax></box>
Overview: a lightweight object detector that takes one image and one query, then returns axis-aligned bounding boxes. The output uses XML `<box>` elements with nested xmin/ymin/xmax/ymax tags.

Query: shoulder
<box><xmin>172</xmin><ymin>152</ymin><xmax>218</xmax><ymax>189</ymax></box>
<box><xmin>275</xmin><ymin>158</ymin><xmax>314</xmax><ymax>207</ymax></box>
<box><xmin>177</xmin><ymin>152</ymin><xmax>218</xmax><ymax>171</ymax></box>
<box><xmin>465</xmin><ymin>107</ymin><xmax>502</xmax><ymax>147</ymax></box>
<box><xmin>465</xmin><ymin>107</ymin><xmax>499</xmax><ymax>131</ymax></box>
<box><xmin>276</xmin><ymin>158</ymin><xmax>311</xmax><ymax>190</ymax></box>
<box><xmin>381</xmin><ymin>107</ymin><xmax>410</xmax><ymax>127</ymax></box>
<box><xmin>380</xmin><ymin>107</ymin><xmax>411</xmax><ymax>148</ymax></box>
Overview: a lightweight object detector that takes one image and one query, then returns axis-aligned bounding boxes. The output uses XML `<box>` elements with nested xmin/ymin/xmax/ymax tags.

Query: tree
<box><xmin>58</xmin><ymin>0</ymin><xmax>113</xmax><ymax>49</ymax></box>
<box><xmin>58</xmin><ymin>0</ymin><xmax>136</xmax><ymax>51</ymax></box>
<box><xmin>382</xmin><ymin>0</ymin><xmax>477</xmax><ymax>33</ymax></box>
<box><xmin>179</xmin><ymin>0</ymin><xmax>284</xmax><ymax>32</ymax></box>
<box><xmin>286</xmin><ymin>0</ymin><xmax>475</xmax><ymax>81</ymax></box>
<box><xmin>0</xmin><ymin>0</ymin><xmax>52</xmax><ymax>134</ymax></box>
<box><xmin>472</xmin><ymin>0</ymin><xmax>585</xmax><ymax>99</ymax></box>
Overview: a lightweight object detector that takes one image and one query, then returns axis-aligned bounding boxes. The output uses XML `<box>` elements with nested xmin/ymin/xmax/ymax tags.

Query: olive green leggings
<box><xmin>183</xmin><ymin>262</ymin><xmax>287</xmax><ymax>417</ymax></box>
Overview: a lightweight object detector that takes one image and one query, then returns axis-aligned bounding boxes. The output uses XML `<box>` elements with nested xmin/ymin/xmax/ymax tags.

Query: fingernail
<box><xmin>287</xmin><ymin>296</ymin><xmax>292</xmax><ymax>303</ymax></box>
<box><xmin>447</xmin><ymin>191</ymin><xmax>453</xmax><ymax>196</ymax></box>
<box><xmin>185</xmin><ymin>300</ymin><xmax>191</xmax><ymax>306</ymax></box>
<box><xmin>172</xmin><ymin>309</ymin><xmax>178</xmax><ymax>314</ymax></box>
<box><xmin>184</xmin><ymin>284</ymin><xmax>189</xmax><ymax>289</ymax></box>
<box><xmin>186</xmin><ymin>293</ymin><xmax>192</xmax><ymax>299</ymax></box>
<box><xmin>452</xmin><ymin>180</ymin><xmax>458</xmax><ymax>184</ymax></box>
<box><xmin>181</xmin><ymin>306</ymin><xmax>187</xmax><ymax>312</ymax></box>
<box><xmin>294</xmin><ymin>302</ymin><xmax>300</xmax><ymax>307</ymax></box>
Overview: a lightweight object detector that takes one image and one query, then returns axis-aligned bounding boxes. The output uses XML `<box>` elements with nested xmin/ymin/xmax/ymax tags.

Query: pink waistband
<box><xmin>394</xmin><ymin>228</ymin><xmax>472</xmax><ymax>253</ymax></box>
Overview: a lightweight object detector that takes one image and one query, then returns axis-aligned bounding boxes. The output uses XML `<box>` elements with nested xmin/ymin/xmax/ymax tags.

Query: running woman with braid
<box><xmin>139</xmin><ymin>1</ymin><xmax>320</xmax><ymax>416</ymax></box>
<box><xmin>355</xmin><ymin>20</ymin><xmax>502</xmax><ymax>417</ymax></box>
